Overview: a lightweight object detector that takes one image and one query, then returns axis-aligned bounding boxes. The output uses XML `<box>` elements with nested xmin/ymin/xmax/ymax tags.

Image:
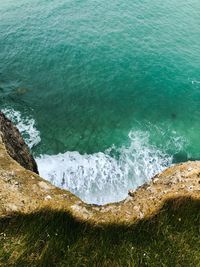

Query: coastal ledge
<box><xmin>0</xmin><ymin>112</ymin><xmax>200</xmax><ymax>225</ymax></box>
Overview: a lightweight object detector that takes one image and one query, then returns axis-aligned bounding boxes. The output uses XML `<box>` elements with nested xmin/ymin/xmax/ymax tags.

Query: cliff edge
<box><xmin>0</xmin><ymin>112</ymin><xmax>38</xmax><ymax>174</ymax></box>
<box><xmin>0</xmin><ymin>112</ymin><xmax>200</xmax><ymax>225</ymax></box>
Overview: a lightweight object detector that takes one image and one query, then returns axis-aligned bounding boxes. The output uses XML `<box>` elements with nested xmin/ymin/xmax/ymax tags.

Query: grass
<box><xmin>0</xmin><ymin>197</ymin><xmax>200</xmax><ymax>267</ymax></box>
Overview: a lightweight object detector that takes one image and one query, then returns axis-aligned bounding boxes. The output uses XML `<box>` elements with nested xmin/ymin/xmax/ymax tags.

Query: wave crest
<box><xmin>1</xmin><ymin>108</ymin><xmax>41</xmax><ymax>149</ymax></box>
<box><xmin>36</xmin><ymin>131</ymin><xmax>184</xmax><ymax>205</ymax></box>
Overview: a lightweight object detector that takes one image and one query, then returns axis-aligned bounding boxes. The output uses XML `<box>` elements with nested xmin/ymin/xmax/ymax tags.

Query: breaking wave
<box><xmin>1</xmin><ymin>108</ymin><xmax>187</xmax><ymax>205</ymax></box>
<box><xmin>1</xmin><ymin>108</ymin><xmax>41</xmax><ymax>149</ymax></box>
<box><xmin>36</xmin><ymin>131</ymin><xmax>185</xmax><ymax>205</ymax></box>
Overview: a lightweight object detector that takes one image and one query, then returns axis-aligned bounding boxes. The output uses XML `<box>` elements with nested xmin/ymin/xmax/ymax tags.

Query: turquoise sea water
<box><xmin>0</xmin><ymin>1</ymin><xmax>200</xmax><ymax>204</ymax></box>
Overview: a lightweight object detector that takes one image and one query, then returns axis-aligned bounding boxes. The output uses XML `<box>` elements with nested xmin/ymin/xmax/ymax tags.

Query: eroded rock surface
<box><xmin>0</xmin><ymin>112</ymin><xmax>38</xmax><ymax>173</ymax></box>
<box><xmin>0</xmin><ymin>112</ymin><xmax>200</xmax><ymax>225</ymax></box>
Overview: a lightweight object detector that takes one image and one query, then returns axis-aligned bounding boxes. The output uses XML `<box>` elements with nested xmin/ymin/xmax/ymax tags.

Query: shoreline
<box><xmin>0</xmin><ymin>112</ymin><xmax>200</xmax><ymax>225</ymax></box>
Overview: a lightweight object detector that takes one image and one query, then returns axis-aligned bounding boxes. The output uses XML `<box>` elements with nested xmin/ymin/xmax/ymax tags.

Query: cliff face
<box><xmin>0</xmin><ymin>112</ymin><xmax>38</xmax><ymax>174</ymax></box>
<box><xmin>0</xmin><ymin>112</ymin><xmax>200</xmax><ymax>225</ymax></box>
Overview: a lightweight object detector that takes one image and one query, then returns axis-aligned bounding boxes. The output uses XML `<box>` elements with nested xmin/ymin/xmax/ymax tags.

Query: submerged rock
<box><xmin>0</xmin><ymin>112</ymin><xmax>38</xmax><ymax>173</ymax></box>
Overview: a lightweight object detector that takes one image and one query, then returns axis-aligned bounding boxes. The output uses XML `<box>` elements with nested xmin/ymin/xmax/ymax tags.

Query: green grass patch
<box><xmin>1</xmin><ymin>197</ymin><xmax>200</xmax><ymax>266</ymax></box>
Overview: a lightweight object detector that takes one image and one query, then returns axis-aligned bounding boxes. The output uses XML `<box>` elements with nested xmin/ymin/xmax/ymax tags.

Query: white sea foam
<box><xmin>192</xmin><ymin>80</ymin><xmax>200</xmax><ymax>84</ymax></box>
<box><xmin>36</xmin><ymin>131</ymin><xmax>185</xmax><ymax>205</ymax></box>
<box><xmin>1</xmin><ymin>108</ymin><xmax>41</xmax><ymax>148</ymax></box>
<box><xmin>0</xmin><ymin>108</ymin><xmax>185</xmax><ymax>204</ymax></box>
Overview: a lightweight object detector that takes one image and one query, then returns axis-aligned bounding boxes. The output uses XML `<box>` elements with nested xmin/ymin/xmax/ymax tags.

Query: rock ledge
<box><xmin>0</xmin><ymin>112</ymin><xmax>200</xmax><ymax>225</ymax></box>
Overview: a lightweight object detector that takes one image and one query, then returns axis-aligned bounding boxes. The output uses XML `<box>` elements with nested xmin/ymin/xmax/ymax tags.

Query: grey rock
<box><xmin>0</xmin><ymin>112</ymin><xmax>38</xmax><ymax>174</ymax></box>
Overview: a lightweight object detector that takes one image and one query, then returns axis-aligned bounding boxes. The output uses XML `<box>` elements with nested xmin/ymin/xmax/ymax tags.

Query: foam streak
<box><xmin>1</xmin><ymin>108</ymin><xmax>41</xmax><ymax>148</ymax></box>
<box><xmin>36</xmin><ymin>131</ymin><xmax>177</xmax><ymax>205</ymax></box>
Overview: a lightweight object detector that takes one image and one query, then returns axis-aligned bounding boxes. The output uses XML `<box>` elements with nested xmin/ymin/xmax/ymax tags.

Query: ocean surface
<box><xmin>0</xmin><ymin>0</ymin><xmax>200</xmax><ymax>204</ymax></box>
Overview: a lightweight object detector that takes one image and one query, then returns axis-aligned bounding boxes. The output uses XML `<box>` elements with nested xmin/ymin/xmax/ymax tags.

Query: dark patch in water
<box><xmin>173</xmin><ymin>151</ymin><xmax>188</xmax><ymax>163</ymax></box>
<box><xmin>171</xmin><ymin>113</ymin><xmax>177</xmax><ymax>119</ymax></box>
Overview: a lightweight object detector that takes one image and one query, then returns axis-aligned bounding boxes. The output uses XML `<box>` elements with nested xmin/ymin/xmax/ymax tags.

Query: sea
<box><xmin>0</xmin><ymin>0</ymin><xmax>200</xmax><ymax>204</ymax></box>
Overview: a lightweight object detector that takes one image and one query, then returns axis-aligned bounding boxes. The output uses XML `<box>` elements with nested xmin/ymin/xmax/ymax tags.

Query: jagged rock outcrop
<box><xmin>0</xmin><ymin>112</ymin><xmax>38</xmax><ymax>174</ymax></box>
<box><xmin>0</xmin><ymin>112</ymin><xmax>200</xmax><ymax>225</ymax></box>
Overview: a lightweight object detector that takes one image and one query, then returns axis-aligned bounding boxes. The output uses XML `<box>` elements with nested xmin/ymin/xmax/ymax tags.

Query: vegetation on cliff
<box><xmin>1</xmin><ymin>198</ymin><xmax>200</xmax><ymax>266</ymax></box>
<box><xmin>0</xmin><ymin>112</ymin><xmax>200</xmax><ymax>266</ymax></box>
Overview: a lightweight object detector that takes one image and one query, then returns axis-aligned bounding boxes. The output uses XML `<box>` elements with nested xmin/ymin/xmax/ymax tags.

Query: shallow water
<box><xmin>0</xmin><ymin>0</ymin><xmax>200</xmax><ymax>204</ymax></box>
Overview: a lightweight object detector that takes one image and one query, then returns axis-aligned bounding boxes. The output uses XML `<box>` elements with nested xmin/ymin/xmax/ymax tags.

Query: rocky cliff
<box><xmin>0</xmin><ymin>112</ymin><xmax>200</xmax><ymax>225</ymax></box>
<box><xmin>0</xmin><ymin>112</ymin><xmax>38</xmax><ymax>174</ymax></box>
